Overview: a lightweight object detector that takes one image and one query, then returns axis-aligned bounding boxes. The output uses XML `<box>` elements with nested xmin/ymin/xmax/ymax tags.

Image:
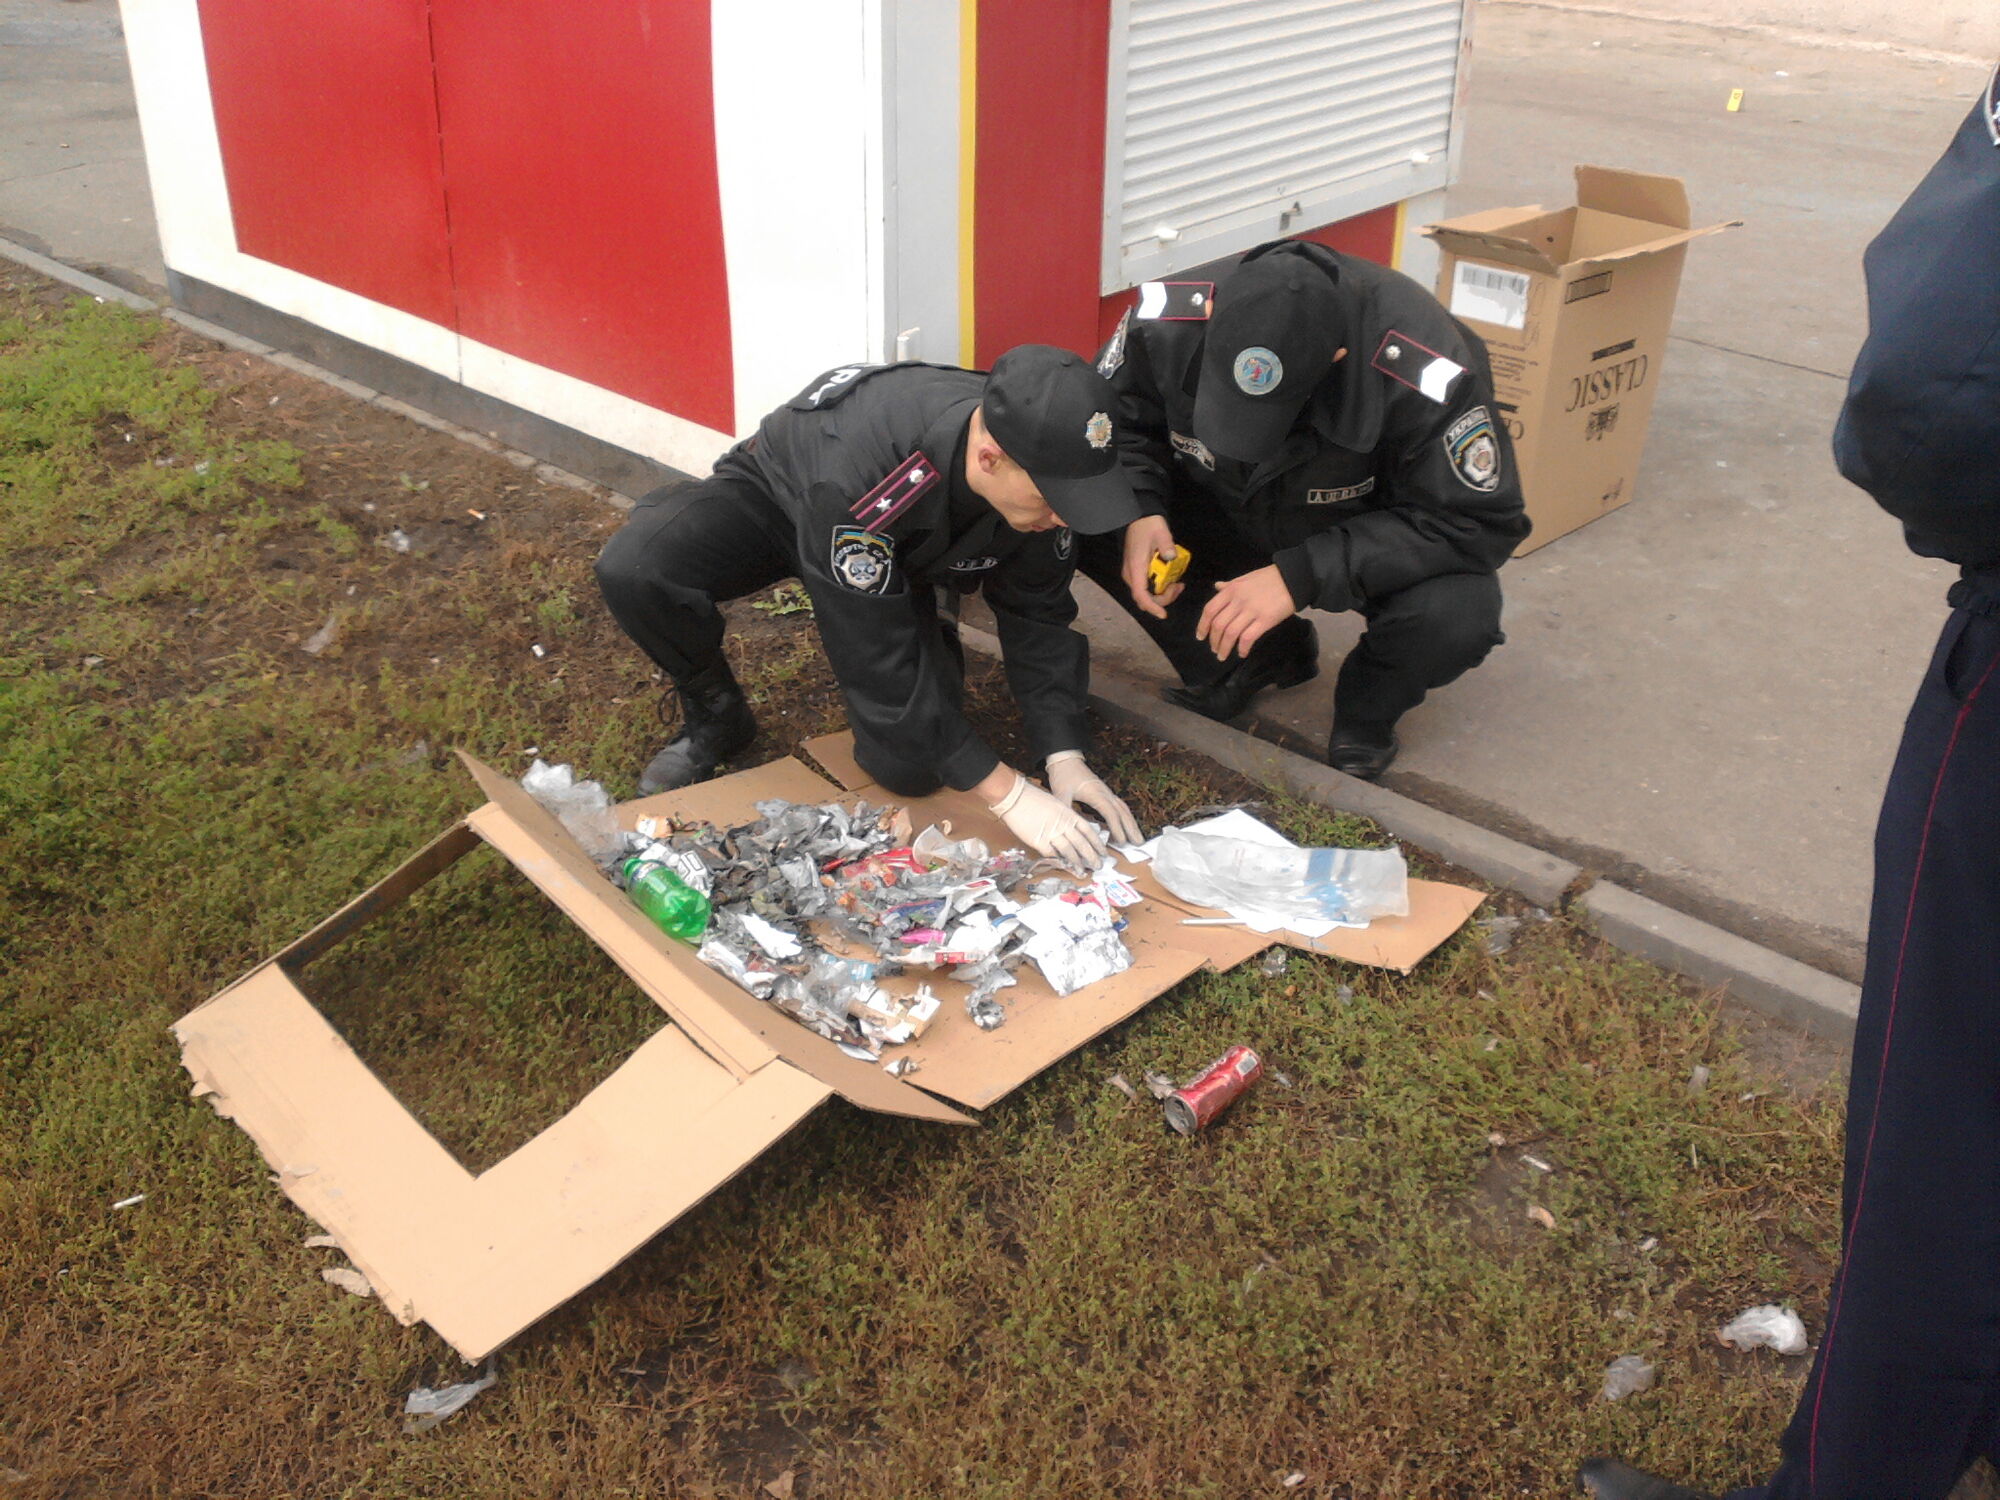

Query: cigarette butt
<box><xmin>467</xmin><ymin>508</ymin><xmax>487</xmax><ymax>520</ymax></box>
<box><xmin>1726</xmin><ymin>87</ymin><xmax>1744</xmax><ymax>111</ymax></box>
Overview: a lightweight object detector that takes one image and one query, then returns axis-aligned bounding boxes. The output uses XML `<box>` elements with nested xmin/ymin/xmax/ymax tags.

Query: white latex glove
<box><xmin>1045</xmin><ymin>750</ymin><xmax>1143</xmax><ymax>847</ymax></box>
<box><xmin>988</xmin><ymin>770</ymin><xmax>1109</xmax><ymax>873</ymax></box>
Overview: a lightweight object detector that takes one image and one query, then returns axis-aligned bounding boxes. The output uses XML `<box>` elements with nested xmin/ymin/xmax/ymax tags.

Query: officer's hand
<box><xmin>1045</xmin><ymin>751</ymin><xmax>1143</xmax><ymax>847</ymax></box>
<box><xmin>1121</xmin><ymin>515</ymin><xmax>1184</xmax><ymax>620</ymax></box>
<box><xmin>1198</xmin><ymin>565</ymin><xmax>1298</xmax><ymax>661</ymax></box>
<box><xmin>987</xmin><ymin>770</ymin><xmax>1109</xmax><ymax>873</ymax></box>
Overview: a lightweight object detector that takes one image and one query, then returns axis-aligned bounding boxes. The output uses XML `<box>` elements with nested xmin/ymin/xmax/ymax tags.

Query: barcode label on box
<box><xmin>1450</xmin><ymin>261</ymin><xmax>1530</xmax><ymax>330</ymax></box>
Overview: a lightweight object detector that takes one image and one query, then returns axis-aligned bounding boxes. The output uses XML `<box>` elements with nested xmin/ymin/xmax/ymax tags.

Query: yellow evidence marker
<box><xmin>1147</xmin><ymin>545</ymin><xmax>1191</xmax><ymax>595</ymax></box>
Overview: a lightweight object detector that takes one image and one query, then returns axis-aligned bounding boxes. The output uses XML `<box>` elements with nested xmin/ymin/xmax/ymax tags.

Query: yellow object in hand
<box><xmin>1147</xmin><ymin>545</ymin><xmax>1191</xmax><ymax>596</ymax></box>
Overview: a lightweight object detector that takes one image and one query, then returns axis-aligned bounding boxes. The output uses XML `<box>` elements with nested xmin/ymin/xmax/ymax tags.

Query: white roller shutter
<box><xmin>1102</xmin><ymin>0</ymin><xmax>1469</xmax><ymax>291</ymax></box>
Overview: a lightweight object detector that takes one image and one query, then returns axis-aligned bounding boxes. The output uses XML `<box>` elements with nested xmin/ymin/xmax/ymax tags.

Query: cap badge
<box><xmin>1232</xmin><ymin>347</ymin><xmax>1283</xmax><ymax>397</ymax></box>
<box><xmin>1085</xmin><ymin>411</ymin><xmax>1113</xmax><ymax>449</ymax></box>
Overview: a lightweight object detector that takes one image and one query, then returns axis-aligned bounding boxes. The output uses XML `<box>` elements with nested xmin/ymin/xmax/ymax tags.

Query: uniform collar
<box><xmin>896</xmin><ymin>398</ymin><xmax>992</xmax><ymax>570</ymax></box>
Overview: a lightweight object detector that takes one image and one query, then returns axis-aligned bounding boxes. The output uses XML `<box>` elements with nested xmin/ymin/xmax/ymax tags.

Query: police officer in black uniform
<box><xmin>1580</xmin><ymin>75</ymin><xmax>2000</xmax><ymax>1500</ymax></box>
<box><xmin>595</xmin><ymin>345</ymin><xmax>1145</xmax><ymax>870</ymax></box>
<box><xmin>1076</xmin><ymin>240</ymin><xmax>1529</xmax><ymax>778</ymax></box>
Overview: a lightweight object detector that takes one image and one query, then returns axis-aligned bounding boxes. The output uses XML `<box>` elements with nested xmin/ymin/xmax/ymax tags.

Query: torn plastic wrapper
<box><xmin>519</xmin><ymin>760</ymin><xmax>623</xmax><ymax>868</ymax></box>
<box><xmin>404</xmin><ymin>1367</ymin><xmax>498</xmax><ymax>1433</ymax></box>
<box><xmin>1152</xmin><ymin>826</ymin><xmax>1408</xmax><ymax>930</ymax></box>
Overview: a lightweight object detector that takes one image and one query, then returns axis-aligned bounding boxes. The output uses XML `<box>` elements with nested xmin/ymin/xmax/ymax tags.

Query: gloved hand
<box><xmin>987</xmin><ymin>770</ymin><xmax>1109</xmax><ymax>872</ymax></box>
<box><xmin>1045</xmin><ymin>750</ymin><xmax>1143</xmax><ymax>847</ymax></box>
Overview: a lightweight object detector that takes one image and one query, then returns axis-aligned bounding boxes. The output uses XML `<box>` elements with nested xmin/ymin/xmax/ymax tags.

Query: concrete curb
<box><xmin>959</xmin><ymin>623</ymin><xmax>1862</xmax><ymax>1045</ymax></box>
<box><xmin>1581</xmin><ymin>883</ymin><xmax>1861</xmax><ymax>1043</ymax></box>
<box><xmin>958</xmin><ymin>623</ymin><xmax>1581</xmax><ymax>908</ymax></box>
<box><xmin>0</xmin><ymin>238</ymin><xmax>158</xmax><ymax>312</ymax></box>
<box><xmin>0</xmin><ymin>234</ymin><xmax>615</xmax><ymax>505</ymax></box>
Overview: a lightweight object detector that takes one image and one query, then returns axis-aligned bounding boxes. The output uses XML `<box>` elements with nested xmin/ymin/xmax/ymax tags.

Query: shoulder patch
<box><xmin>830</xmin><ymin>526</ymin><xmax>895</xmax><ymax>594</ymax></box>
<box><xmin>1097</xmin><ymin>308</ymin><xmax>1131</xmax><ymax>377</ymax></box>
<box><xmin>1169</xmin><ymin>430</ymin><xmax>1217</xmax><ymax>470</ymax></box>
<box><xmin>850</xmin><ymin>449</ymin><xmax>942</xmax><ymax>533</ymax></box>
<box><xmin>1054</xmin><ymin>526</ymin><xmax>1074</xmax><ymax>561</ymax></box>
<box><xmin>1372</xmin><ymin>330</ymin><xmax>1465</xmax><ymax>404</ymax></box>
<box><xmin>1136</xmin><ymin>281</ymin><xmax>1214</xmax><ymax>321</ymax></box>
<box><xmin>1443</xmin><ymin>407</ymin><xmax>1502</xmax><ymax>493</ymax></box>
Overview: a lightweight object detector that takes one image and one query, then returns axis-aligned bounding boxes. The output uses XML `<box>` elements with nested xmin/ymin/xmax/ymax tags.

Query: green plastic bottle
<box><xmin>620</xmin><ymin>856</ymin><xmax>711</xmax><ymax>944</ymax></box>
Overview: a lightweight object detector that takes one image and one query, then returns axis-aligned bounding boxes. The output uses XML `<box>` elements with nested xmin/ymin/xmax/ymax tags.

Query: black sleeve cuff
<box><xmin>942</xmin><ymin>739</ymin><xmax>1003</xmax><ymax>793</ymax></box>
<box><xmin>1273</xmin><ymin>545</ymin><xmax>1321</xmax><ymax>611</ymax></box>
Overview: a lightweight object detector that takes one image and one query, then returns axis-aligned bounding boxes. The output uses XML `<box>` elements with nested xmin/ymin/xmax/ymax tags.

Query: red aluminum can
<box><xmin>1164</xmin><ymin>1045</ymin><xmax>1263</xmax><ymax>1135</ymax></box>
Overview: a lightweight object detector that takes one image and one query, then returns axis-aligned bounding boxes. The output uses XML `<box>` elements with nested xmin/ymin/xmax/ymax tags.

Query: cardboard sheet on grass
<box><xmin>173</xmin><ymin>739</ymin><xmax>1481</xmax><ymax>1362</ymax></box>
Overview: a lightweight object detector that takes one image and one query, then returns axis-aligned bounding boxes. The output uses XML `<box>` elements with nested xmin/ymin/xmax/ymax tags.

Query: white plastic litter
<box><xmin>1718</xmin><ymin>1304</ymin><xmax>1808</xmax><ymax>1356</ymax></box>
<box><xmin>519</xmin><ymin>760</ymin><xmax>624</xmax><ymax>868</ymax></box>
<box><xmin>322</xmin><ymin>1266</ymin><xmax>374</xmax><ymax>1298</ymax></box>
<box><xmin>1601</xmin><ymin>1355</ymin><xmax>1656</xmax><ymax>1400</ymax></box>
<box><xmin>403</xmin><ymin>1367</ymin><xmax>498</xmax><ymax>1433</ymax></box>
<box><xmin>1148</xmin><ymin>810</ymin><xmax>1408</xmax><ymax>933</ymax></box>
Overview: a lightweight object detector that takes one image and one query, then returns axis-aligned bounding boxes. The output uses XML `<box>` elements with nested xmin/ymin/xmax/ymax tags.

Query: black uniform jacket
<box><xmin>1099</xmin><ymin>239</ymin><xmax>1530</xmax><ymax>614</ymax></box>
<box><xmin>1834</xmin><ymin>85</ymin><xmax>2000</xmax><ymax>611</ymax></box>
<box><xmin>742</xmin><ymin>361</ymin><xmax>1089</xmax><ymax>790</ymax></box>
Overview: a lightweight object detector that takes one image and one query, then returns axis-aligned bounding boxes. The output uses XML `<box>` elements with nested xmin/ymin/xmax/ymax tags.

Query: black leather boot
<box><xmin>637</xmin><ymin>658</ymin><xmax>757</xmax><ymax>795</ymax></box>
<box><xmin>1577</xmin><ymin>1457</ymin><xmax>1716</xmax><ymax>1500</ymax></box>
<box><xmin>1163</xmin><ymin>616</ymin><xmax>1319</xmax><ymax>722</ymax></box>
<box><xmin>1327</xmin><ymin>719</ymin><xmax>1400</xmax><ymax>780</ymax></box>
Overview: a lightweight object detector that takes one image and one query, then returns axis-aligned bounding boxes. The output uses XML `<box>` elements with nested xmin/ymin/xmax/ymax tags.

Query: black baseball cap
<box><xmin>982</xmin><ymin>344</ymin><xmax>1141</xmax><ymax>534</ymax></box>
<box><xmin>1193</xmin><ymin>250</ymin><xmax>1345</xmax><ymax>463</ymax></box>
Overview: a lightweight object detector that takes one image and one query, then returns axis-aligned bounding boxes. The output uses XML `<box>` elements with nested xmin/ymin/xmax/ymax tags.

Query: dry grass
<box><xmin>0</xmin><ymin>273</ymin><xmax>1849</xmax><ymax>1498</ymax></box>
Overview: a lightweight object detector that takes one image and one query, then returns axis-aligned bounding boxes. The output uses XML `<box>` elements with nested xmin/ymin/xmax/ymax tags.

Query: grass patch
<box><xmin>0</xmin><ymin>270</ymin><xmax>1846</xmax><ymax>1497</ymax></box>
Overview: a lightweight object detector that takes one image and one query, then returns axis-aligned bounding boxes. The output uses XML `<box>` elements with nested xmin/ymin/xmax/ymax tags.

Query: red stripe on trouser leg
<box><xmin>1808</xmin><ymin>642</ymin><xmax>2000</xmax><ymax>1496</ymax></box>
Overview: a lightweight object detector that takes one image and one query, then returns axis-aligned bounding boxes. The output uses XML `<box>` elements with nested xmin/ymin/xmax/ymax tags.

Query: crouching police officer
<box><xmin>1075</xmin><ymin>240</ymin><xmax>1530</xmax><ymax>779</ymax></box>
<box><xmin>595</xmin><ymin>346</ymin><xmax>1144</xmax><ymax>869</ymax></box>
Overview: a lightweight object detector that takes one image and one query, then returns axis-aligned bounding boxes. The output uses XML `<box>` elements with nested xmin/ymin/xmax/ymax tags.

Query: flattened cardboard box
<box><xmin>1425</xmin><ymin>165</ymin><xmax>1738</xmax><ymax>554</ymax></box>
<box><xmin>175</xmin><ymin>740</ymin><xmax>1482</xmax><ymax>1361</ymax></box>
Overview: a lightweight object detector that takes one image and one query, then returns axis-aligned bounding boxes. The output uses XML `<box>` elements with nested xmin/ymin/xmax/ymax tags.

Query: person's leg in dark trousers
<box><xmin>594</xmin><ymin>461</ymin><xmax>795</xmax><ymax>791</ymax></box>
<box><xmin>1333</xmin><ymin>571</ymin><xmax>1506</xmax><ymax>728</ymax></box>
<box><xmin>1072</xmin><ymin>497</ymin><xmax>1319</xmax><ymax>711</ymax></box>
<box><xmin>1707</xmin><ymin>608</ymin><xmax>2000</xmax><ymax>1500</ymax></box>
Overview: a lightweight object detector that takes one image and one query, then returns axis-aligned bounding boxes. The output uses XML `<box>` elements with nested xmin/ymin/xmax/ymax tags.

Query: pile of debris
<box><xmin>523</xmin><ymin>766</ymin><xmax>1143</xmax><ymax>1066</ymax></box>
<box><xmin>626</xmin><ymin>799</ymin><xmax>1143</xmax><ymax>1062</ymax></box>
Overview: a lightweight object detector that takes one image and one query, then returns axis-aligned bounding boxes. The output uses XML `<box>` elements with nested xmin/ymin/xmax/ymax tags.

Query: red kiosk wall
<box><xmin>427</xmin><ymin>0</ymin><xmax>734</xmax><ymax>433</ymax></box>
<box><xmin>194</xmin><ymin>0</ymin><xmax>734</xmax><ymax>433</ymax></box>
<box><xmin>194</xmin><ymin>0</ymin><xmax>456</xmax><ymax>328</ymax></box>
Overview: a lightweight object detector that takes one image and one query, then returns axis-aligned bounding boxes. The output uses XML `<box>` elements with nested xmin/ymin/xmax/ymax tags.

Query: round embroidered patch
<box><xmin>1443</xmin><ymin>407</ymin><xmax>1503</xmax><ymax>493</ymax></box>
<box><xmin>1232</xmin><ymin>346</ymin><xmax>1283</xmax><ymax>396</ymax></box>
<box><xmin>830</xmin><ymin>525</ymin><xmax>895</xmax><ymax>594</ymax></box>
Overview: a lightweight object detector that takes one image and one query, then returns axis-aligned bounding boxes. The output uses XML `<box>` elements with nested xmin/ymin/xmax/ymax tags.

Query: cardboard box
<box><xmin>173</xmin><ymin>740</ymin><xmax>1483</xmax><ymax>1361</ymax></box>
<box><xmin>1425</xmin><ymin>166</ymin><xmax>1737</xmax><ymax>554</ymax></box>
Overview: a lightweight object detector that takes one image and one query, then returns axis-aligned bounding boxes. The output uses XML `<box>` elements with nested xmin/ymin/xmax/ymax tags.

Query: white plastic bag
<box><xmin>1717</xmin><ymin>1304</ymin><xmax>1808</xmax><ymax>1355</ymax></box>
<box><xmin>1151</xmin><ymin>829</ymin><xmax>1409</xmax><ymax>928</ymax></box>
<box><xmin>520</xmin><ymin>760</ymin><xmax>624</xmax><ymax>868</ymax></box>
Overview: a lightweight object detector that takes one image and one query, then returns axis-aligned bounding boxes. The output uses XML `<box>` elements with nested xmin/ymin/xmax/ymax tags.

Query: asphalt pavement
<box><xmin>4</xmin><ymin>0</ymin><xmax>1983</xmax><ymax>977</ymax></box>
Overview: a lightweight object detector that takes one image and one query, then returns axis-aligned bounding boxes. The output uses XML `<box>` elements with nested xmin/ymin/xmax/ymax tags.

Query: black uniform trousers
<box><xmin>1073</xmin><ymin>494</ymin><xmax>1504</xmax><ymax>727</ymax></box>
<box><xmin>592</xmin><ymin>464</ymin><xmax>963</xmax><ymax>799</ymax></box>
<box><xmin>1726</xmin><ymin>607</ymin><xmax>2000</xmax><ymax>1500</ymax></box>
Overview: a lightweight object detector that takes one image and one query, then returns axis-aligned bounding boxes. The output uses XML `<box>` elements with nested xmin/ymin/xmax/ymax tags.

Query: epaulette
<box><xmin>1370</xmin><ymin>330</ymin><xmax>1465</xmax><ymax>404</ymax></box>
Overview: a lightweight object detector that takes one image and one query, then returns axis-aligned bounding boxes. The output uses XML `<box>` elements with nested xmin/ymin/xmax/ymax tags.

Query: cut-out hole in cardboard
<box><xmin>301</xmin><ymin>844</ymin><xmax>668</xmax><ymax>1176</ymax></box>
